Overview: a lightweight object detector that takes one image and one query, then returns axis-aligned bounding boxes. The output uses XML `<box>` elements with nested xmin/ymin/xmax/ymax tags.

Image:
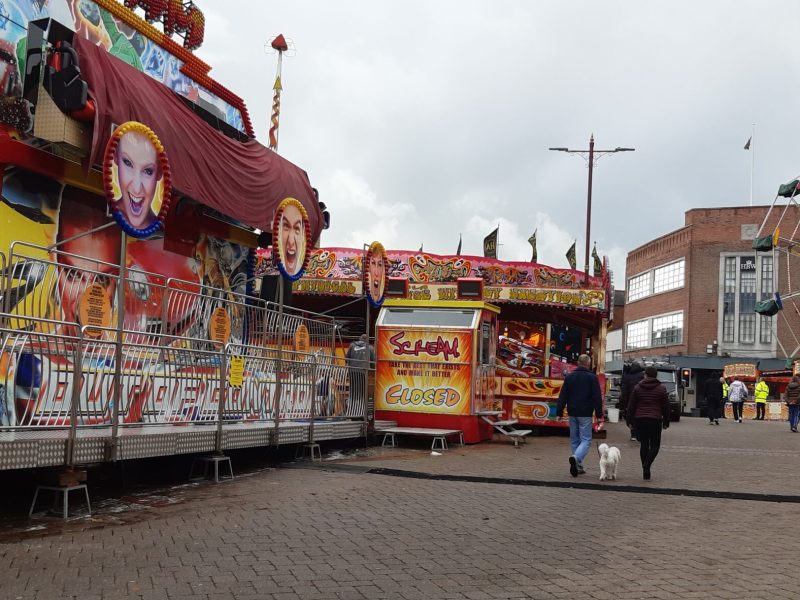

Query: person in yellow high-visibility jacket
<box><xmin>721</xmin><ymin>379</ymin><xmax>729</xmax><ymax>419</ymax></box>
<box><xmin>754</xmin><ymin>377</ymin><xmax>769</xmax><ymax>420</ymax></box>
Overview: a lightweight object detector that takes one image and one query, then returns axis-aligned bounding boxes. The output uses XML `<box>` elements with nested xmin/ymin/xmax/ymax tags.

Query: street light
<box><xmin>549</xmin><ymin>135</ymin><xmax>635</xmax><ymax>276</ymax></box>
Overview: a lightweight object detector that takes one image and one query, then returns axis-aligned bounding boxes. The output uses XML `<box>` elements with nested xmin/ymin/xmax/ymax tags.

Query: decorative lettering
<box><xmin>389</xmin><ymin>331</ymin><xmax>460</xmax><ymax>361</ymax></box>
<box><xmin>408</xmin><ymin>255</ymin><xmax>471</xmax><ymax>283</ymax></box>
<box><xmin>123</xmin><ymin>0</ymin><xmax>205</xmax><ymax>50</ymax></box>
<box><xmin>384</xmin><ymin>384</ymin><xmax>461</xmax><ymax>407</ymax></box>
<box><xmin>293</xmin><ymin>279</ymin><xmax>357</xmax><ymax>295</ymax></box>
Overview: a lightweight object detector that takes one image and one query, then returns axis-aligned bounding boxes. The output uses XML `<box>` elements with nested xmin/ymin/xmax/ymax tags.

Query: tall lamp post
<box><xmin>549</xmin><ymin>135</ymin><xmax>634</xmax><ymax>276</ymax></box>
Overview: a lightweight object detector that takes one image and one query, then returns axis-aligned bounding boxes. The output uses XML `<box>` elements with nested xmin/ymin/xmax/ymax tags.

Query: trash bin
<box><xmin>607</xmin><ymin>407</ymin><xmax>620</xmax><ymax>423</ymax></box>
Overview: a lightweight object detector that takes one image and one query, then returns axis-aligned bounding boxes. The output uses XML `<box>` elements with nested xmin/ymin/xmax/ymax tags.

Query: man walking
<box><xmin>754</xmin><ymin>377</ymin><xmax>769</xmax><ymax>420</ymax></box>
<box><xmin>556</xmin><ymin>354</ymin><xmax>603</xmax><ymax>477</ymax></box>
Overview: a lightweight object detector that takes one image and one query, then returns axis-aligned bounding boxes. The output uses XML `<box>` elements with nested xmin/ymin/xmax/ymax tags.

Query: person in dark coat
<box><xmin>620</xmin><ymin>362</ymin><xmax>645</xmax><ymax>441</ymax></box>
<box><xmin>627</xmin><ymin>366</ymin><xmax>670</xmax><ymax>480</ymax></box>
<box><xmin>783</xmin><ymin>375</ymin><xmax>800</xmax><ymax>432</ymax></box>
<box><xmin>703</xmin><ymin>372</ymin><xmax>723</xmax><ymax>425</ymax></box>
<box><xmin>346</xmin><ymin>334</ymin><xmax>375</xmax><ymax>412</ymax></box>
<box><xmin>556</xmin><ymin>354</ymin><xmax>603</xmax><ymax>477</ymax></box>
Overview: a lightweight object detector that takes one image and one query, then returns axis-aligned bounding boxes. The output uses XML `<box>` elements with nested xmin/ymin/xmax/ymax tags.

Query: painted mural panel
<box><xmin>0</xmin><ymin>0</ymin><xmax>244</xmax><ymax>132</ymax></box>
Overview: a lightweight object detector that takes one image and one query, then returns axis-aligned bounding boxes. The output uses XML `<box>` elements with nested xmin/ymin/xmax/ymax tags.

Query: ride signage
<box><xmin>376</xmin><ymin>329</ymin><xmax>472</xmax><ymax>415</ymax></box>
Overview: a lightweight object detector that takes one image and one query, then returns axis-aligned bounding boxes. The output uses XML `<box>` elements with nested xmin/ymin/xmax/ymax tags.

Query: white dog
<box><xmin>598</xmin><ymin>443</ymin><xmax>621</xmax><ymax>481</ymax></box>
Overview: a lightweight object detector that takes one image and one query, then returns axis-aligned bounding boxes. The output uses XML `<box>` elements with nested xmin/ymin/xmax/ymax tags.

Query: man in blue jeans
<box><xmin>556</xmin><ymin>354</ymin><xmax>603</xmax><ymax>477</ymax></box>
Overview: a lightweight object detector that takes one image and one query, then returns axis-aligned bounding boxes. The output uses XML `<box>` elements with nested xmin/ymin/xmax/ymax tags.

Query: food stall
<box><xmin>724</xmin><ymin>363</ymin><xmax>789</xmax><ymax>421</ymax></box>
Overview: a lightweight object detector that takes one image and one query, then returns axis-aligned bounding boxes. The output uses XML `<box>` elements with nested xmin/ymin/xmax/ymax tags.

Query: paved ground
<box><xmin>2</xmin><ymin>416</ymin><xmax>800</xmax><ymax>599</ymax></box>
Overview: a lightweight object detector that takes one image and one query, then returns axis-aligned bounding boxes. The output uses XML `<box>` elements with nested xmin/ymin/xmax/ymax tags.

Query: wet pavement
<box><xmin>2</xmin><ymin>417</ymin><xmax>800</xmax><ymax>599</ymax></box>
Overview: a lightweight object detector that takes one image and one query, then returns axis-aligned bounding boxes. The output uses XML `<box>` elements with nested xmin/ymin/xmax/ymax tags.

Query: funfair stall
<box><xmin>257</xmin><ymin>247</ymin><xmax>612</xmax><ymax>433</ymax></box>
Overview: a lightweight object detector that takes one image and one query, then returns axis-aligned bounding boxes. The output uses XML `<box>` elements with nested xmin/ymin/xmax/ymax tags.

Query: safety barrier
<box><xmin>0</xmin><ymin>242</ymin><xmax>370</xmax><ymax>468</ymax></box>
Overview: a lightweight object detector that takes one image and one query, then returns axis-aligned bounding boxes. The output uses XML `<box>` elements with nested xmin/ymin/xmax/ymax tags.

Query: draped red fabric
<box><xmin>73</xmin><ymin>35</ymin><xmax>322</xmax><ymax>238</ymax></box>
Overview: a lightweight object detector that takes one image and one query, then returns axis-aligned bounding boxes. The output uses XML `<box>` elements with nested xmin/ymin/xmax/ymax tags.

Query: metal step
<box><xmin>493</xmin><ymin>419</ymin><xmax>518</xmax><ymax>427</ymax></box>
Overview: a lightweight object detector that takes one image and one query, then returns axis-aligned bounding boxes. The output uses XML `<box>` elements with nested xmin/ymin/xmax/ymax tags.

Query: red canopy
<box><xmin>73</xmin><ymin>35</ymin><xmax>323</xmax><ymax>240</ymax></box>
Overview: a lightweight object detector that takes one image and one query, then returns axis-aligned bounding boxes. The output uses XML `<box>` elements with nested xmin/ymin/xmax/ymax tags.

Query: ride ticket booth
<box><xmin>374</xmin><ymin>298</ymin><xmax>500</xmax><ymax>443</ymax></box>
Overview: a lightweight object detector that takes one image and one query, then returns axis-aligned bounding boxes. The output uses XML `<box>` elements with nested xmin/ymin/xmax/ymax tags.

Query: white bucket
<box><xmin>607</xmin><ymin>407</ymin><xmax>620</xmax><ymax>423</ymax></box>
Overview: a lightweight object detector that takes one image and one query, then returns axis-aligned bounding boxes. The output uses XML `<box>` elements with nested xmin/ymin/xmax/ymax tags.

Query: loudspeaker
<box><xmin>260</xmin><ymin>274</ymin><xmax>292</xmax><ymax>305</ymax></box>
<box><xmin>456</xmin><ymin>277</ymin><xmax>483</xmax><ymax>300</ymax></box>
<box><xmin>385</xmin><ymin>277</ymin><xmax>408</xmax><ymax>298</ymax></box>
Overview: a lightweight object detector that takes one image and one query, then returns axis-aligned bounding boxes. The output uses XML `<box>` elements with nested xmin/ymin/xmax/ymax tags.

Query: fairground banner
<box><xmin>255</xmin><ymin>248</ymin><xmax>607</xmax><ymax>311</ymax></box>
<box><xmin>375</xmin><ymin>328</ymin><xmax>473</xmax><ymax>415</ymax></box>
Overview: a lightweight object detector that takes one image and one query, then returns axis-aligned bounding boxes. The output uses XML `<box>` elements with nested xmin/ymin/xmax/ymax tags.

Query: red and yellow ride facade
<box><xmin>256</xmin><ymin>246</ymin><xmax>612</xmax><ymax>436</ymax></box>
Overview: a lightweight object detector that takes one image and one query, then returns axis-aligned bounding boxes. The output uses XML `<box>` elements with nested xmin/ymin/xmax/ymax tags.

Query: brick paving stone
<box><xmin>4</xmin><ymin>418</ymin><xmax>800</xmax><ymax>598</ymax></box>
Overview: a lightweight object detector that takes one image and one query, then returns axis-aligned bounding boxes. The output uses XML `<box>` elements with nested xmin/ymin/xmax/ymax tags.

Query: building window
<box><xmin>760</xmin><ymin>255</ymin><xmax>774</xmax><ymax>343</ymax></box>
<box><xmin>653</xmin><ymin>261</ymin><xmax>685</xmax><ymax>294</ymax></box>
<box><xmin>723</xmin><ymin>257</ymin><xmax>736</xmax><ymax>343</ymax></box>
<box><xmin>627</xmin><ymin>259</ymin><xmax>685</xmax><ymax>303</ymax></box>
<box><xmin>720</xmin><ymin>254</ymin><xmax>775</xmax><ymax>347</ymax></box>
<box><xmin>651</xmin><ymin>312</ymin><xmax>683</xmax><ymax>346</ymax></box>
<box><xmin>625</xmin><ymin>319</ymin><xmax>649</xmax><ymax>349</ymax></box>
<box><xmin>627</xmin><ymin>272</ymin><xmax>650</xmax><ymax>302</ymax></box>
<box><xmin>738</xmin><ymin>256</ymin><xmax>757</xmax><ymax>344</ymax></box>
<box><xmin>625</xmin><ymin>312</ymin><xmax>684</xmax><ymax>351</ymax></box>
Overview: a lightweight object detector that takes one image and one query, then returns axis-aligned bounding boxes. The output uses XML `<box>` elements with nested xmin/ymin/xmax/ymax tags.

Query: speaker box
<box><xmin>260</xmin><ymin>275</ymin><xmax>293</xmax><ymax>305</ymax></box>
<box><xmin>385</xmin><ymin>277</ymin><xmax>408</xmax><ymax>298</ymax></box>
<box><xmin>456</xmin><ymin>277</ymin><xmax>483</xmax><ymax>300</ymax></box>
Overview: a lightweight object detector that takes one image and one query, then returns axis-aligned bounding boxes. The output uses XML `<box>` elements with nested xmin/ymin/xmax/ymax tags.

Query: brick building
<box><xmin>623</xmin><ymin>205</ymin><xmax>800</xmax><ymax>412</ymax></box>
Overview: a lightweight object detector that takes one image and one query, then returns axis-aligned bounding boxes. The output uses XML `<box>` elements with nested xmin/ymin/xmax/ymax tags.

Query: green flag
<box><xmin>483</xmin><ymin>227</ymin><xmax>498</xmax><ymax>258</ymax></box>
<box><xmin>566</xmin><ymin>241</ymin><xmax>576</xmax><ymax>270</ymax></box>
<box><xmin>592</xmin><ymin>243</ymin><xmax>602</xmax><ymax>277</ymax></box>
<box><xmin>528</xmin><ymin>230</ymin><xmax>537</xmax><ymax>263</ymax></box>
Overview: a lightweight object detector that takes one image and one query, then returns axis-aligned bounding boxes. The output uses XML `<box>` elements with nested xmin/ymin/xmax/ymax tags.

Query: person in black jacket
<box><xmin>620</xmin><ymin>362</ymin><xmax>645</xmax><ymax>441</ymax></box>
<box><xmin>703</xmin><ymin>372</ymin><xmax>723</xmax><ymax>425</ymax></box>
<box><xmin>627</xmin><ymin>366</ymin><xmax>670</xmax><ymax>480</ymax></box>
<box><xmin>556</xmin><ymin>354</ymin><xmax>603</xmax><ymax>477</ymax></box>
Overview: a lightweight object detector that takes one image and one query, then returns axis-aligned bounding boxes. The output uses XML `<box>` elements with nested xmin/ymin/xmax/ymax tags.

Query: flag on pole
<box><xmin>528</xmin><ymin>230</ymin><xmax>537</xmax><ymax>263</ymax></box>
<box><xmin>456</xmin><ymin>234</ymin><xmax>462</xmax><ymax>256</ymax></box>
<box><xmin>592</xmin><ymin>243</ymin><xmax>603</xmax><ymax>277</ymax></box>
<box><xmin>483</xmin><ymin>227</ymin><xmax>498</xmax><ymax>258</ymax></box>
<box><xmin>744</xmin><ymin>137</ymin><xmax>752</xmax><ymax>150</ymax></box>
<box><xmin>418</xmin><ymin>243</ymin><xmax>423</xmax><ymax>253</ymax></box>
<box><xmin>566</xmin><ymin>241</ymin><xmax>576</xmax><ymax>270</ymax></box>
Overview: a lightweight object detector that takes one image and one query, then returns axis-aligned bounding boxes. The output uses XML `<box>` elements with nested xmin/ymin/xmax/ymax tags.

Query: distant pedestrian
<box><xmin>783</xmin><ymin>375</ymin><xmax>800</xmax><ymax>432</ymax></box>
<box><xmin>703</xmin><ymin>373</ymin><xmax>723</xmax><ymax>425</ymax></box>
<box><xmin>754</xmin><ymin>377</ymin><xmax>769</xmax><ymax>420</ymax></box>
<box><xmin>620</xmin><ymin>361</ymin><xmax>645</xmax><ymax>441</ymax></box>
<box><xmin>721</xmin><ymin>378</ymin><xmax>729</xmax><ymax>418</ymax></box>
<box><xmin>627</xmin><ymin>366</ymin><xmax>670</xmax><ymax>480</ymax></box>
<box><xmin>556</xmin><ymin>354</ymin><xmax>603</xmax><ymax>477</ymax></box>
<box><xmin>728</xmin><ymin>377</ymin><xmax>748</xmax><ymax>423</ymax></box>
<box><xmin>346</xmin><ymin>334</ymin><xmax>375</xmax><ymax>413</ymax></box>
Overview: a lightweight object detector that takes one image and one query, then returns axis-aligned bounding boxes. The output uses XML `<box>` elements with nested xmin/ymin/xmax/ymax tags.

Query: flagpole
<box><xmin>750</xmin><ymin>123</ymin><xmax>755</xmax><ymax>207</ymax></box>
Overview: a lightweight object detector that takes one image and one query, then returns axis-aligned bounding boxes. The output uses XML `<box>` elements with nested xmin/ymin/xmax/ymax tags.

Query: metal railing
<box><xmin>0</xmin><ymin>242</ymin><xmax>368</xmax><ymax>463</ymax></box>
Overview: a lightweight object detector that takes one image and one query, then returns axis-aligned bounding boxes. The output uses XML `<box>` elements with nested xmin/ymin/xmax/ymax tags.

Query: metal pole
<box><xmin>749</xmin><ymin>123</ymin><xmax>755</xmax><ymax>207</ymax></box>
<box><xmin>308</xmin><ymin>354</ymin><xmax>316</xmax><ymax>444</ymax></box>
<box><xmin>273</xmin><ymin>277</ymin><xmax>284</xmax><ymax>444</ymax></box>
<box><xmin>215</xmin><ymin>346</ymin><xmax>227</xmax><ymax>454</ymax></box>
<box><xmin>109</xmin><ymin>231</ymin><xmax>127</xmax><ymax>461</ymax></box>
<box><xmin>584</xmin><ymin>134</ymin><xmax>594</xmax><ymax>277</ymax></box>
<box><xmin>66</xmin><ymin>331</ymin><xmax>83</xmax><ymax>467</ymax></box>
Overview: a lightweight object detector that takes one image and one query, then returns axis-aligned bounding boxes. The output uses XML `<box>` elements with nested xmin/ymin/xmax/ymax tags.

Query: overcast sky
<box><xmin>195</xmin><ymin>0</ymin><xmax>800</xmax><ymax>286</ymax></box>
